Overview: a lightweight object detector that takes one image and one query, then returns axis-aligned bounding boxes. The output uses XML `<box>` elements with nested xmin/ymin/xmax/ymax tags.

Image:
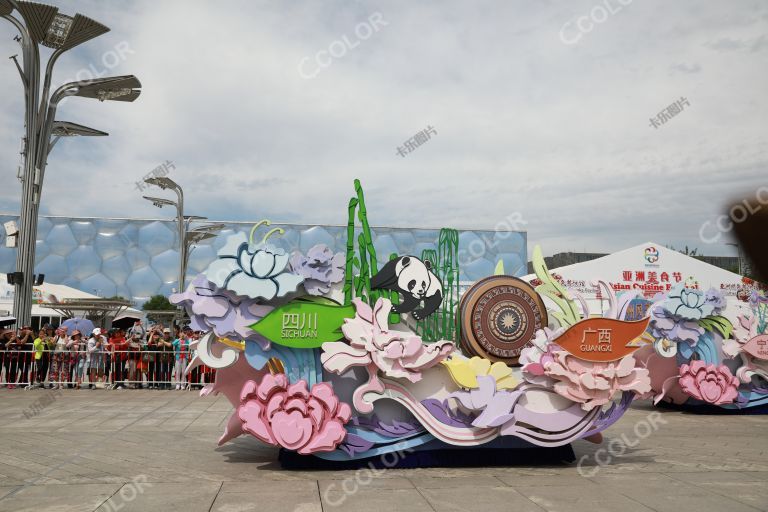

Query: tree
<box><xmin>142</xmin><ymin>295</ymin><xmax>174</xmax><ymax>311</ymax></box>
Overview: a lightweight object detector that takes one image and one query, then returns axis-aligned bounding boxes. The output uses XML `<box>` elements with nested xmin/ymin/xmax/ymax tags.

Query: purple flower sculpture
<box><xmin>704</xmin><ymin>288</ymin><xmax>727</xmax><ymax>313</ymax></box>
<box><xmin>649</xmin><ymin>304</ymin><xmax>704</xmax><ymax>345</ymax></box>
<box><xmin>449</xmin><ymin>375</ymin><xmax>523</xmax><ymax>428</ymax></box>
<box><xmin>289</xmin><ymin>244</ymin><xmax>345</xmax><ymax>296</ymax></box>
<box><xmin>747</xmin><ymin>290</ymin><xmax>768</xmax><ymax>308</ymax></box>
<box><xmin>170</xmin><ymin>275</ymin><xmax>273</xmax><ymax>348</ymax></box>
<box><xmin>648</xmin><ymin>284</ymin><xmax>727</xmax><ymax>346</ymax></box>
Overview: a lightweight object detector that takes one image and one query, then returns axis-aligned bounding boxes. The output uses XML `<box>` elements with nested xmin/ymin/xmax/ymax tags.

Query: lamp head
<box><xmin>0</xmin><ymin>0</ymin><xmax>13</xmax><ymax>16</ymax></box>
<box><xmin>51</xmin><ymin>121</ymin><xmax>108</xmax><ymax>137</ymax></box>
<box><xmin>186</xmin><ymin>231</ymin><xmax>217</xmax><ymax>244</ymax></box>
<box><xmin>194</xmin><ymin>223</ymin><xmax>225</xmax><ymax>233</ymax></box>
<box><xmin>144</xmin><ymin>176</ymin><xmax>179</xmax><ymax>190</ymax></box>
<box><xmin>72</xmin><ymin>75</ymin><xmax>141</xmax><ymax>102</ymax></box>
<box><xmin>9</xmin><ymin>3</ymin><xmax>109</xmax><ymax>50</ymax></box>
<box><xmin>142</xmin><ymin>196</ymin><xmax>176</xmax><ymax>209</ymax></box>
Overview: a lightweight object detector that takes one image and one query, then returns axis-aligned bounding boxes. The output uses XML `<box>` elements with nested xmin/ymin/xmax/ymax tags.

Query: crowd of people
<box><xmin>0</xmin><ymin>320</ymin><xmax>215</xmax><ymax>390</ymax></box>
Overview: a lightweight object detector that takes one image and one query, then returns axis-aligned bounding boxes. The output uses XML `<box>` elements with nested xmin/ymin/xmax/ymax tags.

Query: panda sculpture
<box><xmin>370</xmin><ymin>256</ymin><xmax>443</xmax><ymax>320</ymax></box>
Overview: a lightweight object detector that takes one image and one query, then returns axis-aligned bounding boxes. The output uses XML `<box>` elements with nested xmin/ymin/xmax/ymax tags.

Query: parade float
<box><xmin>634</xmin><ymin>284</ymin><xmax>768</xmax><ymax>412</ymax></box>
<box><xmin>170</xmin><ymin>180</ymin><xmax>662</xmax><ymax>467</ymax></box>
<box><xmin>522</xmin><ymin>246</ymin><xmax>768</xmax><ymax>413</ymax></box>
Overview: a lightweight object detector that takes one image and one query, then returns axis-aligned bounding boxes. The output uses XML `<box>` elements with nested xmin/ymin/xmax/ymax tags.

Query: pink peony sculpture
<box><xmin>237</xmin><ymin>374</ymin><xmax>352</xmax><ymax>454</ymax></box>
<box><xmin>678</xmin><ymin>361</ymin><xmax>739</xmax><ymax>405</ymax></box>
<box><xmin>632</xmin><ymin>344</ymin><xmax>689</xmax><ymax>405</ymax></box>
<box><xmin>520</xmin><ymin>327</ymin><xmax>563</xmax><ymax>387</ymax></box>
<box><xmin>543</xmin><ymin>352</ymin><xmax>651</xmax><ymax>411</ymax></box>
<box><xmin>322</xmin><ymin>298</ymin><xmax>454</xmax><ymax>382</ymax></box>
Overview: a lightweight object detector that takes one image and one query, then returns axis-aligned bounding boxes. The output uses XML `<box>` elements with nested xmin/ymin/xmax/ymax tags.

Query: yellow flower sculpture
<box><xmin>442</xmin><ymin>356</ymin><xmax>518</xmax><ymax>390</ymax></box>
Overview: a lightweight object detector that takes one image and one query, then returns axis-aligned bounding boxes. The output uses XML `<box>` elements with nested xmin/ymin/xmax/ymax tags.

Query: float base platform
<box><xmin>657</xmin><ymin>400</ymin><xmax>768</xmax><ymax>415</ymax></box>
<box><xmin>278</xmin><ymin>444</ymin><xmax>576</xmax><ymax>470</ymax></box>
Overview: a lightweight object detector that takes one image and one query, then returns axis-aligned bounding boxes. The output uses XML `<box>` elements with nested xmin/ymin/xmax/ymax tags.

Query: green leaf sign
<box><xmin>698</xmin><ymin>315</ymin><xmax>733</xmax><ymax>340</ymax></box>
<box><xmin>249</xmin><ymin>297</ymin><xmax>355</xmax><ymax>349</ymax></box>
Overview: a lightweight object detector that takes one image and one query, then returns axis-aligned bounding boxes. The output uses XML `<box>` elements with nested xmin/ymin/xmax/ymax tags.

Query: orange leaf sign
<box><xmin>555</xmin><ymin>317</ymin><xmax>651</xmax><ymax>362</ymax></box>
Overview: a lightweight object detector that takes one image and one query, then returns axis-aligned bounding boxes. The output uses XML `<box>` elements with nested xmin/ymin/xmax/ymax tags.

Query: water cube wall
<box><xmin>0</xmin><ymin>214</ymin><xmax>526</xmax><ymax>305</ymax></box>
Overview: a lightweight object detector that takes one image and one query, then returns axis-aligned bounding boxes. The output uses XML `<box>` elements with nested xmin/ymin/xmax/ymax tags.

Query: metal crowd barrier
<box><xmin>0</xmin><ymin>350</ymin><xmax>216</xmax><ymax>389</ymax></box>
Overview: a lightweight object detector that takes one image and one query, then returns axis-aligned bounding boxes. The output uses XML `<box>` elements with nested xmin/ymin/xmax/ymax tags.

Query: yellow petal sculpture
<box><xmin>442</xmin><ymin>355</ymin><xmax>518</xmax><ymax>390</ymax></box>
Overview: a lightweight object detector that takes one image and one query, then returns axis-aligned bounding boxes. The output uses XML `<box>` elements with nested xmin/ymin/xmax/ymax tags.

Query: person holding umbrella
<box><xmin>60</xmin><ymin>320</ymin><xmax>93</xmax><ymax>388</ymax></box>
<box><xmin>61</xmin><ymin>318</ymin><xmax>96</xmax><ymax>336</ymax></box>
<box><xmin>69</xmin><ymin>331</ymin><xmax>87</xmax><ymax>389</ymax></box>
<box><xmin>127</xmin><ymin>319</ymin><xmax>145</xmax><ymax>340</ymax></box>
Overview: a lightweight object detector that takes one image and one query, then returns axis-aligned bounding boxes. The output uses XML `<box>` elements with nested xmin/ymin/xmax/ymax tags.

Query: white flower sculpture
<box><xmin>205</xmin><ymin>225</ymin><xmax>304</xmax><ymax>301</ymax></box>
<box><xmin>322</xmin><ymin>298</ymin><xmax>454</xmax><ymax>383</ymax></box>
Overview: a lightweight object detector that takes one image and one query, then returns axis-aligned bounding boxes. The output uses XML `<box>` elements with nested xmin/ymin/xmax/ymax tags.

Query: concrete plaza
<box><xmin>0</xmin><ymin>389</ymin><xmax>765</xmax><ymax>512</ymax></box>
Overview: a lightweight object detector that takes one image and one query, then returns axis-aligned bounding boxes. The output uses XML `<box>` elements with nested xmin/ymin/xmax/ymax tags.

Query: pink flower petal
<box><xmin>383</xmin><ymin>341</ymin><xmax>405</xmax><ymax>358</ymax></box>
<box><xmin>401</xmin><ymin>337</ymin><xmax>423</xmax><ymax>358</ymax></box>
<box><xmin>287</xmin><ymin>381</ymin><xmax>310</xmax><ymax>400</ymax></box>
<box><xmin>523</xmin><ymin>362</ymin><xmax>546</xmax><ymax>376</ymax></box>
<box><xmin>239</xmin><ymin>380</ymin><xmax>258</xmax><ymax>403</ymax></box>
<box><xmin>336</xmin><ymin>402</ymin><xmax>352</xmax><ymax>423</ymax></box>
<box><xmin>372</xmin><ymin>298</ymin><xmax>392</xmax><ymax>331</ymax></box>
<box><xmin>543</xmin><ymin>350</ymin><xmax>651</xmax><ymax>407</ymax></box>
<box><xmin>310</xmin><ymin>383</ymin><xmax>340</xmax><ymax>414</ymax></box>
<box><xmin>238</xmin><ymin>401</ymin><xmax>275</xmax><ymax>444</ymax></box>
<box><xmin>320</xmin><ymin>342</ymin><xmax>371</xmax><ymax>374</ymax></box>
<box><xmin>284</xmin><ymin>397</ymin><xmax>308</xmax><ymax>415</ymax></box>
<box><xmin>351</xmin><ymin>298</ymin><xmax>374</xmax><ymax>324</ymax></box>
<box><xmin>678</xmin><ymin>362</ymin><xmax>738</xmax><ymax>405</ymax></box>
<box><xmin>257</xmin><ymin>373</ymin><xmax>288</xmax><ymax>402</ymax></box>
<box><xmin>307</xmin><ymin>398</ymin><xmax>326</xmax><ymax>429</ymax></box>
<box><xmin>270</xmin><ymin>410</ymin><xmax>314</xmax><ymax>451</ymax></box>
<box><xmin>265</xmin><ymin>393</ymin><xmax>286</xmax><ymax>420</ymax></box>
<box><xmin>699</xmin><ymin>379</ymin><xmax>722</xmax><ymax>403</ymax></box>
<box><xmin>398</xmin><ymin>343</ymin><xmax>452</xmax><ymax>372</ymax></box>
<box><xmin>298</xmin><ymin>420</ymin><xmax>347</xmax><ymax>454</ymax></box>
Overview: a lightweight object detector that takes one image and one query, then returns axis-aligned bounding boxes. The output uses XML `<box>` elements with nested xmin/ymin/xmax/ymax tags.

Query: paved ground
<box><xmin>0</xmin><ymin>390</ymin><xmax>765</xmax><ymax>512</ymax></box>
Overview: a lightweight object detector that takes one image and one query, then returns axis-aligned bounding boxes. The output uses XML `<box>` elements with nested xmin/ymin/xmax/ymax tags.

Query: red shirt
<box><xmin>109</xmin><ymin>336</ymin><xmax>129</xmax><ymax>361</ymax></box>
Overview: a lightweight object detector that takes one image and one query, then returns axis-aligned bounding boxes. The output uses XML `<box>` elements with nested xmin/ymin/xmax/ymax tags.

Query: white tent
<box><xmin>522</xmin><ymin>242</ymin><xmax>762</xmax><ymax>322</ymax></box>
<box><xmin>0</xmin><ymin>274</ymin><xmax>143</xmax><ymax>322</ymax></box>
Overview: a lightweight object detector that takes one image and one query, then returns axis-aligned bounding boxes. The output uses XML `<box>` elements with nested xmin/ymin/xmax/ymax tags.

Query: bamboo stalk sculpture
<box><xmin>344</xmin><ymin>183</ymin><xmax>460</xmax><ymax>342</ymax></box>
<box><xmin>416</xmin><ymin>229</ymin><xmax>460</xmax><ymax>342</ymax></box>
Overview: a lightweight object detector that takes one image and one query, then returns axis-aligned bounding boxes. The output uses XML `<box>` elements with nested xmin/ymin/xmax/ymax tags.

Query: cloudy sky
<box><xmin>1</xmin><ymin>0</ymin><xmax>766</xmax><ymax>258</ymax></box>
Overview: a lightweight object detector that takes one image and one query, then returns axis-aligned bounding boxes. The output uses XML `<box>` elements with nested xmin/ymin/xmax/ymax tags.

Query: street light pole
<box><xmin>143</xmin><ymin>177</ymin><xmax>185</xmax><ymax>293</ymax></box>
<box><xmin>141</xmin><ymin>195</ymin><xmax>182</xmax><ymax>291</ymax></box>
<box><xmin>2</xmin><ymin>1</ymin><xmax>141</xmax><ymax>328</ymax></box>
<box><xmin>173</xmin><ymin>186</ymin><xmax>184</xmax><ymax>292</ymax></box>
<box><xmin>4</xmin><ymin>0</ymin><xmax>41</xmax><ymax>329</ymax></box>
<box><xmin>143</xmin><ymin>181</ymin><xmax>224</xmax><ymax>294</ymax></box>
<box><xmin>183</xmin><ymin>229</ymin><xmax>219</xmax><ymax>283</ymax></box>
